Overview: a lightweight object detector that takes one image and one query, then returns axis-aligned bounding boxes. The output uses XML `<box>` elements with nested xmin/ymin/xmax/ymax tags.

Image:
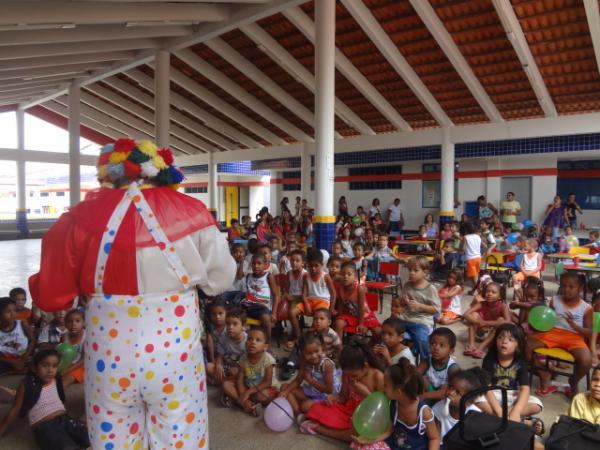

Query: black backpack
<box><xmin>545</xmin><ymin>415</ymin><xmax>600</xmax><ymax>449</ymax></box>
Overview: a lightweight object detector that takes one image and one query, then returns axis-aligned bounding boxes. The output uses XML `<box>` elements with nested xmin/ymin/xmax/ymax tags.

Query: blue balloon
<box><xmin>507</xmin><ymin>232</ymin><xmax>519</xmax><ymax>244</ymax></box>
<box><xmin>523</xmin><ymin>220</ymin><xmax>534</xmax><ymax>228</ymax></box>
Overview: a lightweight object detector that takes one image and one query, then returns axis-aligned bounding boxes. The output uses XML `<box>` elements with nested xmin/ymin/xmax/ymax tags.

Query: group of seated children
<box><xmin>0</xmin><ymin>291</ymin><xmax>90</xmax><ymax>449</ymax></box>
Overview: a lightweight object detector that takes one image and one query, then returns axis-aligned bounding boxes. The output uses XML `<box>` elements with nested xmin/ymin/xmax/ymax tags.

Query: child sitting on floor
<box><xmin>373</xmin><ymin>317</ymin><xmax>415</xmax><ymax>366</ymax></box>
<box><xmin>37</xmin><ymin>310</ymin><xmax>67</xmax><ymax>346</ymax></box>
<box><xmin>301</xmin><ymin>339</ymin><xmax>385</xmax><ymax>441</ymax></box>
<box><xmin>208</xmin><ymin>307</ymin><xmax>246</xmax><ymax>389</ymax></box>
<box><xmin>60</xmin><ymin>309</ymin><xmax>85</xmax><ymax>387</ymax></box>
<box><xmin>327</xmin><ymin>255</ymin><xmax>343</xmax><ymax>284</ymax></box>
<box><xmin>395</xmin><ymin>256</ymin><xmax>441</xmax><ymax>363</ymax></box>
<box><xmin>9</xmin><ymin>288</ymin><xmax>32</xmax><ymax>325</ymax></box>
<box><xmin>567</xmin><ymin>364</ymin><xmax>600</xmax><ymax>423</ymax></box>
<box><xmin>0</xmin><ymin>348</ymin><xmax>90</xmax><ymax>449</ymax></box>
<box><xmin>222</xmin><ymin>326</ymin><xmax>277</xmax><ymax>416</ymax></box>
<box><xmin>437</xmin><ymin>269</ymin><xmax>464</xmax><ymax>326</ymax></box>
<box><xmin>463</xmin><ymin>282</ymin><xmax>511</xmax><ymax>359</ymax></box>
<box><xmin>418</xmin><ymin>327</ymin><xmax>460</xmax><ymax>404</ymax></box>
<box><xmin>526</xmin><ymin>272</ymin><xmax>593</xmax><ymax>397</ymax></box>
<box><xmin>279</xmin><ymin>331</ymin><xmax>342</xmax><ymax>416</ymax></box>
<box><xmin>334</xmin><ymin>262</ymin><xmax>382</xmax><ymax>341</ymax></box>
<box><xmin>0</xmin><ymin>297</ymin><xmax>35</xmax><ymax>376</ymax></box>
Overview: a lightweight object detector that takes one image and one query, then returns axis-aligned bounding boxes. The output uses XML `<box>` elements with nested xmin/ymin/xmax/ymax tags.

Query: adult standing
<box><xmin>543</xmin><ymin>195</ymin><xmax>567</xmax><ymax>242</ymax></box>
<box><xmin>29</xmin><ymin>139</ymin><xmax>235</xmax><ymax>450</ymax></box>
<box><xmin>294</xmin><ymin>196</ymin><xmax>302</xmax><ymax>218</ymax></box>
<box><xmin>565</xmin><ymin>193</ymin><xmax>583</xmax><ymax>228</ymax></box>
<box><xmin>500</xmin><ymin>192</ymin><xmax>522</xmax><ymax>229</ymax></box>
<box><xmin>369</xmin><ymin>198</ymin><xmax>381</xmax><ymax>218</ymax></box>
<box><xmin>477</xmin><ymin>195</ymin><xmax>498</xmax><ymax>220</ymax></box>
<box><xmin>338</xmin><ymin>195</ymin><xmax>349</xmax><ymax>217</ymax></box>
<box><xmin>280</xmin><ymin>196</ymin><xmax>290</xmax><ymax>216</ymax></box>
<box><xmin>387</xmin><ymin>198</ymin><xmax>404</xmax><ymax>238</ymax></box>
<box><xmin>423</xmin><ymin>213</ymin><xmax>439</xmax><ymax>239</ymax></box>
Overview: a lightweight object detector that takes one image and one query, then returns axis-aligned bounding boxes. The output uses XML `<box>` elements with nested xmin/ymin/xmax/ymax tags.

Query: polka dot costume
<box><xmin>85</xmin><ymin>182</ymin><xmax>208</xmax><ymax>450</ymax></box>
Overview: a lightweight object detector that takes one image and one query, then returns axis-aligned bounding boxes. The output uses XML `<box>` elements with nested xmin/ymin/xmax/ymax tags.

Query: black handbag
<box><xmin>443</xmin><ymin>386</ymin><xmax>534</xmax><ymax>449</ymax></box>
<box><xmin>545</xmin><ymin>415</ymin><xmax>600</xmax><ymax>450</ymax></box>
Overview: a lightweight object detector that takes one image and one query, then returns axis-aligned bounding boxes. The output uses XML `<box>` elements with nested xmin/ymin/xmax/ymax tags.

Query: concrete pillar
<box><xmin>68</xmin><ymin>83</ymin><xmax>81</xmax><ymax>207</ymax></box>
<box><xmin>313</xmin><ymin>0</ymin><xmax>336</xmax><ymax>251</ymax></box>
<box><xmin>301</xmin><ymin>143</ymin><xmax>311</xmax><ymax>203</ymax></box>
<box><xmin>154</xmin><ymin>49</ymin><xmax>170</xmax><ymax>148</ymax></box>
<box><xmin>16</xmin><ymin>108</ymin><xmax>28</xmax><ymax>238</ymax></box>
<box><xmin>440</xmin><ymin>126</ymin><xmax>455</xmax><ymax>225</ymax></box>
<box><xmin>208</xmin><ymin>152</ymin><xmax>218</xmax><ymax>220</ymax></box>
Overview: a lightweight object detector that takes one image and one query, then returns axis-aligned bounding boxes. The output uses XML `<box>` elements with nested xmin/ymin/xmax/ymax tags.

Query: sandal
<box><xmin>463</xmin><ymin>348</ymin><xmax>475</xmax><ymax>356</ymax></box>
<box><xmin>522</xmin><ymin>416</ymin><xmax>545</xmax><ymax>436</ymax></box>
<box><xmin>534</xmin><ymin>385</ymin><xmax>558</xmax><ymax>397</ymax></box>
<box><xmin>299</xmin><ymin>420</ymin><xmax>319</xmax><ymax>435</ymax></box>
<box><xmin>470</xmin><ymin>349</ymin><xmax>485</xmax><ymax>359</ymax></box>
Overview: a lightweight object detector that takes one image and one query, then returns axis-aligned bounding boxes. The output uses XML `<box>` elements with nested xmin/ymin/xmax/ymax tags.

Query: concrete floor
<box><xmin>0</xmin><ymin>240</ymin><xmax>575</xmax><ymax>449</ymax></box>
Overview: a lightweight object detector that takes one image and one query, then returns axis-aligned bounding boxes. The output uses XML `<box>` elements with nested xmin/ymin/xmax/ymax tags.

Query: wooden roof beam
<box><xmin>0</xmin><ymin>2</ymin><xmax>230</xmax><ymax>26</ymax></box>
<box><xmin>93</xmin><ymin>78</ymin><xmax>235</xmax><ymax>150</ymax></box>
<box><xmin>124</xmin><ymin>68</ymin><xmax>263</xmax><ymax>148</ymax></box>
<box><xmin>584</xmin><ymin>0</ymin><xmax>600</xmax><ymax>80</ymax></box>
<box><xmin>0</xmin><ymin>63</ymin><xmax>110</xmax><ymax>81</ymax></box>
<box><xmin>284</xmin><ymin>7</ymin><xmax>411</xmax><ymax>132</ymax></box>
<box><xmin>240</xmin><ymin>23</ymin><xmax>375</xmax><ymax>135</ymax></box>
<box><xmin>205</xmin><ymin>37</ymin><xmax>341</xmax><ymax>139</ymax></box>
<box><xmin>173</xmin><ymin>49</ymin><xmax>313</xmax><ymax>142</ymax></box>
<box><xmin>492</xmin><ymin>0</ymin><xmax>557</xmax><ymax>117</ymax></box>
<box><xmin>409</xmin><ymin>0</ymin><xmax>504</xmax><ymax>123</ymax></box>
<box><xmin>0</xmin><ymin>51</ymin><xmax>136</xmax><ymax>72</ymax></box>
<box><xmin>84</xmin><ymin>84</ymin><xmax>220</xmax><ymax>152</ymax></box>
<box><xmin>342</xmin><ymin>0</ymin><xmax>451</xmax><ymax>127</ymax></box>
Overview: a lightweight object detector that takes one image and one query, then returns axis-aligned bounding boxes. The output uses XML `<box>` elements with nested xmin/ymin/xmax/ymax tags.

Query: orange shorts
<box><xmin>535</xmin><ymin>328</ymin><xmax>589</xmax><ymax>352</ymax></box>
<box><xmin>466</xmin><ymin>258</ymin><xmax>481</xmax><ymax>278</ymax></box>
<box><xmin>64</xmin><ymin>365</ymin><xmax>85</xmax><ymax>383</ymax></box>
<box><xmin>295</xmin><ymin>298</ymin><xmax>330</xmax><ymax>315</ymax></box>
<box><xmin>441</xmin><ymin>310</ymin><xmax>461</xmax><ymax>320</ymax></box>
<box><xmin>514</xmin><ymin>271</ymin><xmax>540</xmax><ymax>283</ymax></box>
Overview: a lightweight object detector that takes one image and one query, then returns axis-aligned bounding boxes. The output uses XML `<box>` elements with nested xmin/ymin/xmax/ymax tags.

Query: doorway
<box><xmin>225</xmin><ymin>186</ymin><xmax>239</xmax><ymax>226</ymax></box>
<box><xmin>500</xmin><ymin>176</ymin><xmax>531</xmax><ymax>221</ymax></box>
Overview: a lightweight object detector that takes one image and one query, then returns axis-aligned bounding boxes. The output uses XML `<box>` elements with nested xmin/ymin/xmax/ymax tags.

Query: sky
<box><xmin>0</xmin><ymin>111</ymin><xmax>100</xmax><ymax>186</ymax></box>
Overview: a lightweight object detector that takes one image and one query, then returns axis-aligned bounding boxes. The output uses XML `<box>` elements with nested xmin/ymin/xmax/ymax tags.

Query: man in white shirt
<box><xmin>387</xmin><ymin>198</ymin><xmax>404</xmax><ymax>238</ymax></box>
<box><xmin>500</xmin><ymin>192</ymin><xmax>522</xmax><ymax>229</ymax></box>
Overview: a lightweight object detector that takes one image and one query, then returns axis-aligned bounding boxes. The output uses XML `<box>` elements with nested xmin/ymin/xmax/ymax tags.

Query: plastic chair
<box><xmin>529</xmin><ymin>347</ymin><xmax>590</xmax><ymax>391</ymax></box>
<box><xmin>365</xmin><ymin>260</ymin><xmax>401</xmax><ymax>313</ymax></box>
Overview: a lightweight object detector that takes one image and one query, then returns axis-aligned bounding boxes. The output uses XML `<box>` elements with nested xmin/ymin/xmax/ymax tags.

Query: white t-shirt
<box><xmin>433</xmin><ymin>398</ymin><xmax>480</xmax><ymax>439</ymax></box>
<box><xmin>464</xmin><ymin>234</ymin><xmax>481</xmax><ymax>260</ymax></box>
<box><xmin>388</xmin><ymin>204</ymin><xmax>402</xmax><ymax>222</ymax></box>
<box><xmin>369</xmin><ymin>206</ymin><xmax>380</xmax><ymax>218</ymax></box>
<box><xmin>390</xmin><ymin>347</ymin><xmax>416</xmax><ymax>366</ymax></box>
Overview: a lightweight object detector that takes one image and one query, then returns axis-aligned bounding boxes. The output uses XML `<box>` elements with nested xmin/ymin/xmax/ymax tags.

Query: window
<box><xmin>423</xmin><ymin>163</ymin><xmax>441</xmax><ymax>173</ymax></box>
<box><xmin>184</xmin><ymin>186</ymin><xmax>207</xmax><ymax>194</ymax></box>
<box><xmin>348</xmin><ymin>165</ymin><xmax>402</xmax><ymax>190</ymax></box>
<box><xmin>55</xmin><ymin>191</ymin><xmax>65</xmax><ymax>197</ymax></box>
<box><xmin>282</xmin><ymin>171</ymin><xmax>314</xmax><ymax>191</ymax></box>
<box><xmin>40</xmin><ymin>192</ymin><xmax>49</xmax><ymax>197</ymax></box>
<box><xmin>557</xmin><ymin>160</ymin><xmax>600</xmax><ymax>210</ymax></box>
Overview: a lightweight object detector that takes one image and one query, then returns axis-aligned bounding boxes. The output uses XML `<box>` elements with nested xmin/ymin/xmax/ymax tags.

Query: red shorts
<box><xmin>336</xmin><ymin>313</ymin><xmax>381</xmax><ymax>330</ymax></box>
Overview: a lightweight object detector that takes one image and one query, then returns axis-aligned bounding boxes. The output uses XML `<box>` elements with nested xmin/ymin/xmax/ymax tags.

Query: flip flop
<box><xmin>300</xmin><ymin>420</ymin><xmax>318</xmax><ymax>435</ymax></box>
<box><xmin>470</xmin><ymin>349</ymin><xmax>485</xmax><ymax>359</ymax></box>
<box><xmin>534</xmin><ymin>385</ymin><xmax>558</xmax><ymax>397</ymax></box>
<box><xmin>463</xmin><ymin>348</ymin><xmax>475</xmax><ymax>356</ymax></box>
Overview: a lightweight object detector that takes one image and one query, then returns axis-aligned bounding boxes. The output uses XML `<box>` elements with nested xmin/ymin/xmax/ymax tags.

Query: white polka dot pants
<box><xmin>84</xmin><ymin>289</ymin><xmax>208</xmax><ymax>450</ymax></box>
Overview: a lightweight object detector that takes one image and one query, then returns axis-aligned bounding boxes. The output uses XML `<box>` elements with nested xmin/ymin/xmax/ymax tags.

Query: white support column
<box><xmin>301</xmin><ymin>143</ymin><xmax>311</xmax><ymax>204</ymax></box>
<box><xmin>154</xmin><ymin>49</ymin><xmax>170</xmax><ymax>148</ymax></box>
<box><xmin>208</xmin><ymin>152</ymin><xmax>218</xmax><ymax>219</ymax></box>
<box><xmin>440</xmin><ymin>127</ymin><xmax>455</xmax><ymax>224</ymax></box>
<box><xmin>16</xmin><ymin>107</ymin><xmax>28</xmax><ymax>237</ymax></box>
<box><xmin>314</xmin><ymin>0</ymin><xmax>335</xmax><ymax>249</ymax></box>
<box><xmin>68</xmin><ymin>82</ymin><xmax>81</xmax><ymax>206</ymax></box>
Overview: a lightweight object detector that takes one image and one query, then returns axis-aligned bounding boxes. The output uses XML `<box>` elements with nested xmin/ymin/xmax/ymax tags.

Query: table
<box><xmin>546</xmin><ymin>253</ymin><xmax>596</xmax><ymax>262</ymax></box>
<box><xmin>489</xmin><ymin>250</ymin><xmax>516</xmax><ymax>264</ymax></box>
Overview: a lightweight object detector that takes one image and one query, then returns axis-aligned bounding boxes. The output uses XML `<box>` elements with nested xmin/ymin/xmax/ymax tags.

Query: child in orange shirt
<box><xmin>9</xmin><ymin>288</ymin><xmax>32</xmax><ymax>325</ymax></box>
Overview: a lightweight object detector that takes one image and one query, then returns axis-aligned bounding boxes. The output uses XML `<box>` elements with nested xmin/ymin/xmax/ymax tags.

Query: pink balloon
<box><xmin>264</xmin><ymin>398</ymin><xmax>294</xmax><ymax>432</ymax></box>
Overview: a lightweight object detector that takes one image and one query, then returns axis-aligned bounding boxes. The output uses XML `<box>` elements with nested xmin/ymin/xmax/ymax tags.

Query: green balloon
<box><xmin>56</xmin><ymin>342</ymin><xmax>77</xmax><ymax>373</ymax></box>
<box><xmin>528</xmin><ymin>305</ymin><xmax>557</xmax><ymax>332</ymax></box>
<box><xmin>594</xmin><ymin>312</ymin><xmax>600</xmax><ymax>333</ymax></box>
<box><xmin>352</xmin><ymin>216</ymin><xmax>361</xmax><ymax>225</ymax></box>
<box><xmin>352</xmin><ymin>391</ymin><xmax>390</xmax><ymax>440</ymax></box>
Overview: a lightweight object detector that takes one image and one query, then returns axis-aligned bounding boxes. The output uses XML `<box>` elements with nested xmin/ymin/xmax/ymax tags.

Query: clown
<box><xmin>29</xmin><ymin>138</ymin><xmax>235</xmax><ymax>449</ymax></box>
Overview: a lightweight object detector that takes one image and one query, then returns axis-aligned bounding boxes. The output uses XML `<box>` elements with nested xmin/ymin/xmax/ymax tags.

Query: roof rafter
<box><xmin>124</xmin><ymin>68</ymin><xmax>263</xmax><ymax>148</ymax></box>
<box><xmin>0</xmin><ymin>51</ymin><xmax>136</xmax><ymax>72</ymax></box>
<box><xmin>342</xmin><ymin>0</ymin><xmax>452</xmax><ymax>127</ymax></box>
<box><xmin>491</xmin><ymin>0</ymin><xmax>557</xmax><ymax>117</ymax></box>
<box><xmin>284</xmin><ymin>7</ymin><xmax>412</xmax><ymax>132</ymax></box>
<box><xmin>100</xmin><ymin>76</ymin><xmax>237</xmax><ymax>150</ymax></box>
<box><xmin>0</xmin><ymin>63</ymin><xmax>111</xmax><ymax>81</ymax></box>
<box><xmin>409</xmin><ymin>0</ymin><xmax>504</xmax><ymax>123</ymax></box>
<box><xmin>240</xmin><ymin>22</ymin><xmax>375</xmax><ymax>135</ymax></box>
<box><xmin>173</xmin><ymin>49</ymin><xmax>313</xmax><ymax>142</ymax></box>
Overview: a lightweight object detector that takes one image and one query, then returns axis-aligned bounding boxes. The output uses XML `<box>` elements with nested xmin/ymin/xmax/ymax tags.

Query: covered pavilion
<box><xmin>1</xmin><ymin>0</ymin><xmax>600</xmax><ymax>251</ymax></box>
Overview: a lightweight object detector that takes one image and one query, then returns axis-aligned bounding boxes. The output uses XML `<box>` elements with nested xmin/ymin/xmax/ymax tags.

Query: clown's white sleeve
<box><xmin>195</xmin><ymin>225</ymin><xmax>236</xmax><ymax>296</ymax></box>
